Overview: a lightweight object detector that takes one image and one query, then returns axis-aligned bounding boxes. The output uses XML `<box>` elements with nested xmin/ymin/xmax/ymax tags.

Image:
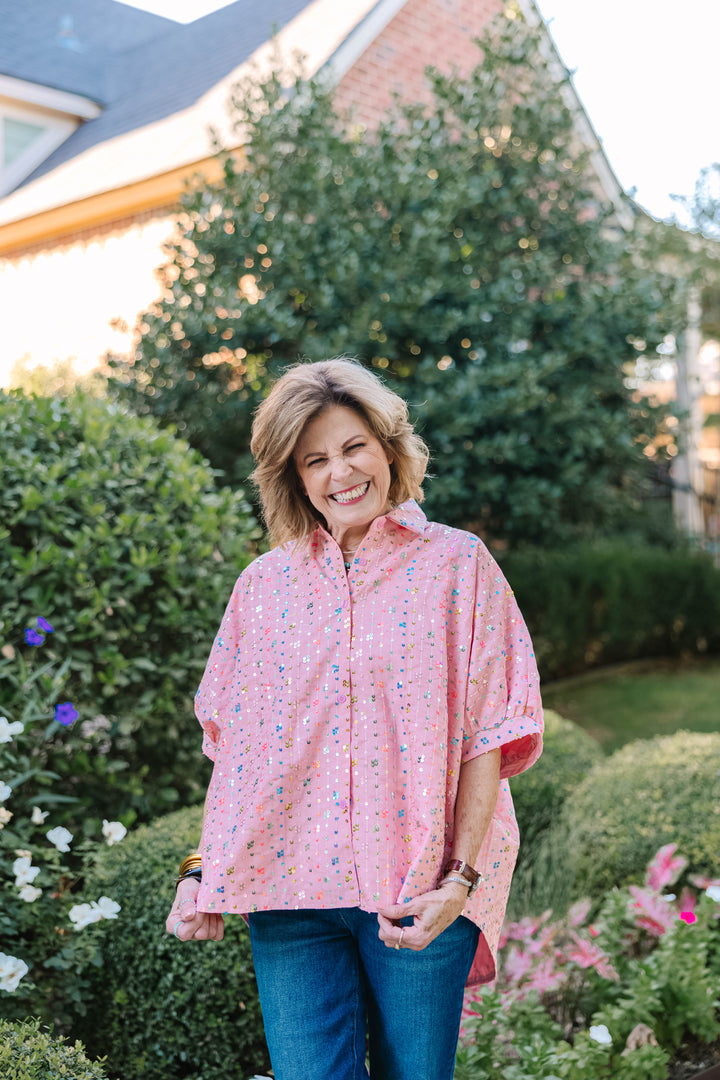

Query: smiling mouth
<box><xmin>330</xmin><ymin>481</ymin><xmax>370</xmax><ymax>504</ymax></box>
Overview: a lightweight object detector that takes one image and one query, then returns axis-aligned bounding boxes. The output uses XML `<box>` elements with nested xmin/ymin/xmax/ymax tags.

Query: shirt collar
<box><xmin>384</xmin><ymin>499</ymin><xmax>429</xmax><ymax>536</ymax></box>
<box><xmin>311</xmin><ymin>499</ymin><xmax>429</xmax><ymax>551</ymax></box>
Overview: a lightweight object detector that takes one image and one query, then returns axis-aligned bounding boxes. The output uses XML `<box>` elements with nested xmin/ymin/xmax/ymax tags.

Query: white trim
<box><xmin>0</xmin><ymin>74</ymin><xmax>101</xmax><ymax>120</ymax></box>
<box><xmin>0</xmin><ymin>100</ymin><xmax>78</xmax><ymax>198</ymax></box>
<box><xmin>323</xmin><ymin>0</ymin><xmax>409</xmax><ymax>82</ymax></box>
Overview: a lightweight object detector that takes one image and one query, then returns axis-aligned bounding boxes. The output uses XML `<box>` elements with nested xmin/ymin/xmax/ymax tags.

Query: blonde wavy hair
<box><xmin>250</xmin><ymin>359</ymin><xmax>429</xmax><ymax>547</ymax></box>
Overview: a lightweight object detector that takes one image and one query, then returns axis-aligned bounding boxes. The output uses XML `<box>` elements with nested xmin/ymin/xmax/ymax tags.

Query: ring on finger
<box><xmin>178</xmin><ymin>898</ymin><xmax>196</xmax><ymax>913</ymax></box>
<box><xmin>172</xmin><ymin>920</ymin><xmax>184</xmax><ymax>939</ymax></box>
<box><xmin>395</xmin><ymin>927</ymin><xmax>405</xmax><ymax>951</ymax></box>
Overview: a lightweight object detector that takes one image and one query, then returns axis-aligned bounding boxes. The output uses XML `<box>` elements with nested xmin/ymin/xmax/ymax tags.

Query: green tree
<box><xmin>109</xmin><ymin>8</ymin><xmax>682</xmax><ymax>544</ymax></box>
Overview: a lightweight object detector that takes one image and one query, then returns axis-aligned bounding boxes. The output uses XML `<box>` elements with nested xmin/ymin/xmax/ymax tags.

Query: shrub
<box><xmin>0</xmin><ymin>390</ymin><xmax>260</xmax><ymax>821</ymax></box>
<box><xmin>501</xmin><ymin>542</ymin><xmax>720</xmax><ymax>681</ymax></box>
<box><xmin>74</xmin><ymin>804</ymin><xmax>270</xmax><ymax>1080</ymax></box>
<box><xmin>511</xmin><ymin>709</ymin><xmax>603</xmax><ymax>852</ymax></box>
<box><xmin>458</xmin><ymin>845</ymin><xmax>720</xmax><ymax>1080</ymax></box>
<box><xmin>0</xmin><ymin>1017</ymin><xmax>108</xmax><ymax>1079</ymax></box>
<box><xmin>0</xmin><ymin>626</ymin><xmax>125</xmax><ymax>1028</ymax></box>
<box><xmin>508</xmin><ymin>710</ymin><xmax>603</xmax><ymax>918</ymax></box>
<box><xmin>550</xmin><ymin>731</ymin><xmax>720</xmax><ymax>899</ymax></box>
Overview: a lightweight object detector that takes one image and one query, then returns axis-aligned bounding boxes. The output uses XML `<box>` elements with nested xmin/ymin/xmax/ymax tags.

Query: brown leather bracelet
<box><xmin>443</xmin><ymin>859</ymin><xmax>482</xmax><ymax>895</ymax></box>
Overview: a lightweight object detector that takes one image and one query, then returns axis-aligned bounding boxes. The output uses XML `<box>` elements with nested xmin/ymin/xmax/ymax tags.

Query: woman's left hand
<box><xmin>377</xmin><ymin>881</ymin><xmax>468</xmax><ymax>951</ymax></box>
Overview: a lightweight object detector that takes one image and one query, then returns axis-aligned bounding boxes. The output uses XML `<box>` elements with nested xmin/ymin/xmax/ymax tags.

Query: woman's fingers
<box><xmin>166</xmin><ymin>878</ymin><xmax>224</xmax><ymax>942</ymax></box>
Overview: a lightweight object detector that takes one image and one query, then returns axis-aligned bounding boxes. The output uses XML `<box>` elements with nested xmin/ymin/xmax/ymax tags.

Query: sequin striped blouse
<box><xmin>195</xmin><ymin>500</ymin><xmax>543</xmax><ymax>985</ymax></box>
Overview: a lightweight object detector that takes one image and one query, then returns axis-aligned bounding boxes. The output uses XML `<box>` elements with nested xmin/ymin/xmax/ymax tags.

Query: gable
<box><xmin>0</xmin><ymin>0</ymin><xmax>312</xmax><ymax>195</ymax></box>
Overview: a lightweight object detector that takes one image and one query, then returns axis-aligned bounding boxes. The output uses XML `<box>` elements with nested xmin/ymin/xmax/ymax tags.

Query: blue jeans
<box><xmin>248</xmin><ymin>907</ymin><xmax>479</xmax><ymax>1080</ymax></box>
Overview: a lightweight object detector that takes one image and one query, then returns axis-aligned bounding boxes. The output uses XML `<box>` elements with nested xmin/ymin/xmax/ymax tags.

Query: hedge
<box><xmin>507</xmin><ymin>710</ymin><xmax>603</xmax><ymax>918</ymax></box>
<box><xmin>501</xmin><ymin>541</ymin><xmax>720</xmax><ymax>681</ymax></box>
<box><xmin>75</xmin><ymin>805</ymin><xmax>269</xmax><ymax>1080</ymax></box>
<box><xmin>549</xmin><ymin>730</ymin><xmax>720</xmax><ymax>899</ymax></box>
<box><xmin>510</xmin><ymin>709</ymin><xmax>603</xmax><ymax>859</ymax></box>
<box><xmin>0</xmin><ymin>389</ymin><xmax>260</xmax><ymax>821</ymax></box>
<box><xmin>0</xmin><ymin>1018</ymin><xmax>107</xmax><ymax>1079</ymax></box>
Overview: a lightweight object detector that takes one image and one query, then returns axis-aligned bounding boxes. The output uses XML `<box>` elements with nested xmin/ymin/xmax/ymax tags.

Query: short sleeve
<box><xmin>462</xmin><ymin>544</ymin><xmax>543</xmax><ymax>779</ymax></box>
<box><xmin>194</xmin><ymin>574</ymin><xmax>244</xmax><ymax>761</ymax></box>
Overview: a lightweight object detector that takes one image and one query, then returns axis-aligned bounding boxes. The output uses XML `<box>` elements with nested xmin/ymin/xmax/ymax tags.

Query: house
<box><xmin>6</xmin><ymin>0</ymin><xmax>715</xmax><ymax>541</ymax></box>
<box><xmin>0</xmin><ymin>0</ymin><xmax>628</xmax><ymax>384</ymax></box>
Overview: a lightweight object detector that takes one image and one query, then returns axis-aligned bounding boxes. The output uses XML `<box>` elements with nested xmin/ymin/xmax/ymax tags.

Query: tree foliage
<box><xmin>109</xmin><ymin>8</ymin><xmax>682</xmax><ymax>544</ymax></box>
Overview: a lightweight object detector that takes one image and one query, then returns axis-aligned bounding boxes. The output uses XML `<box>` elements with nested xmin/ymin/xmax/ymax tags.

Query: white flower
<box><xmin>0</xmin><ymin>780</ymin><xmax>12</xmax><ymax>802</ymax></box>
<box><xmin>69</xmin><ymin>896</ymin><xmax>121</xmax><ymax>929</ymax></box>
<box><xmin>0</xmin><ymin>717</ymin><xmax>24</xmax><ymax>743</ymax></box>
<box><xmin>69</xmin><ymin>903</ymin><xmax>99</xmax><ymax>930</ymax></box>
<box><xmin>0</xmin><ymin>807</ymin><xmax>12</xmax><ymax>827</ymax></box>
<box><xmin>13</xmin><ymin>856</ymin><xmax>40</xmax><ymax>887</ymax></box>
<box><xmin>0</xmin><ymin>952</ymin><xmax>29</xmax><ymax>993</ymax></box>
<box><xmin>662</xmin><ymin>893</ymin><xmax>676</xmax><ymax>902</ymax></box>
<box><xmin>589</xmin><ymin>1024</ymin><xmax>613</xmax><ymax>1045</ymax></box>
<box><xmin>18</xmin><ymin>884</ymin><xmax>42</xmax><ymax>903</ymax></box>
<box><xmin>92</xmin><ymin>896</ymin><xmax>121</xmax><ymax>920</ymax></box>
<box><xmin>102</xmin><ymin>819</ymin><xmax>127</xmax><ymax>846</ymax></box>
<box><xmin>46</xmin><ymin>826</ymin><xmax>73</xmax><ymax>853</ymax></box>
<box><xmin>707</xmin><ymin>885</ymin><xmax>720</xmax><ymax>903</ymax></box>
<box><xmin>31</xmin><ymin>806</ymin><xmax>49</xmax><ymax>825</ymax></box>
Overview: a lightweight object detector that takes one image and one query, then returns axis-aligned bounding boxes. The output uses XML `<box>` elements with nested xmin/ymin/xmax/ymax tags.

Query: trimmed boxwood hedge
<box><xmin>75</xmin><ymin>805</ymin><xmax>269</xmax><ymax>1080</ymax></box>
<box><xmin>0</xmin><ymin>1018</ymin><xmax>107</xmax><ymax>1079</ymax></box>
<box><xmin>507</xmin><ymin>709</ymin><xmax>603</xmax><ymax>918</ymax></box>
<box><xmin>510</xmin><ymin>708</ymin><xmax>603</xmax><ymax>856</ymax></box>
<box><xmin>549</xmin><ymin>730</ymin><xmax>720</xmax><ymax>899</ymax></box>
<box><xmin>501</xmin><ymin>542</ymin><xmax>720</xmax><ymax>681</ymax></box>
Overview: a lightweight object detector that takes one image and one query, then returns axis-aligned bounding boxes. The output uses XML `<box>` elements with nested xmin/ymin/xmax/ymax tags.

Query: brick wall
<box><xmin>334</xmin><ymin>0</ymin><xmax>505</xmax><ymax>128</ymax></box>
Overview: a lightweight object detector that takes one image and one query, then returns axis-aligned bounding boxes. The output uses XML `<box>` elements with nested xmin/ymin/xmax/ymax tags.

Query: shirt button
<box><xmin>338</xmin><ymin>694</ymin><xmax>347</xmax><ymax>704</ymax></box>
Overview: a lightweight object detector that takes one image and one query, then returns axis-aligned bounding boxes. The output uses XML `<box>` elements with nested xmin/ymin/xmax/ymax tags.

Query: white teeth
<box><xmin>331</xmin><ymin>482</ymin><xmax>369</xmax><ymax>504</ymax></box>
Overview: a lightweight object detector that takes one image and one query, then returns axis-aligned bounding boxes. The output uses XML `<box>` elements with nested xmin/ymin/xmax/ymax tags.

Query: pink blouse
<box><xmin>195</xmin><ymin>500</ymin><xmax>543</xmax><ymax>985</ymax></box>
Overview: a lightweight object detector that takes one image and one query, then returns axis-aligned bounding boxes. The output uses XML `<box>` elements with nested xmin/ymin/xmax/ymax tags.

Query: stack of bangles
<box><xmin>172</xmin><ymin>853</ymin><xmax>203</xmax><ymax>938</ymax></box>
<box><xmin>176</xmin><ymin>852</ymin><xmax>202</xmax><ymax>888</ymax></box>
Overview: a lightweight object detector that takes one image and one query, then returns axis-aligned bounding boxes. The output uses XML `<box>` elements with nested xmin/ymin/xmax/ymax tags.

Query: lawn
<box><xmin>542</xmin><ymin>657</ymin><xmax>720</xmax><ymax>754</ymax></box>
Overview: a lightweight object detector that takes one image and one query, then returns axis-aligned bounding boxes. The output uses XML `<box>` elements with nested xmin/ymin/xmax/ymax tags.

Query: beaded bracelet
<box><xmin>440</xmin><ymin>874</ymin><xmax>472</xmax><ymax>891</ymax></box>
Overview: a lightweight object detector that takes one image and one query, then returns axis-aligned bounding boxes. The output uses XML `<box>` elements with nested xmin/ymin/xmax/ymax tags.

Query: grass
<box><xmin>542</xmin><ymin>656</ymin><xmax>720</xmax><ymax>754</ymax></box>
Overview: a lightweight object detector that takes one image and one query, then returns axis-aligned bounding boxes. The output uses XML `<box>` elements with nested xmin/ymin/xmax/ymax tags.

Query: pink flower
<box><xmin>567</xmin><ymin>933</ymin><xmax>619</xmax><ymax>981</ymax></box>
<box><xmin>504</xmin><ymin>910</ymin><xmax>552</xmax><ymax>943</ymax></box>
<box><xmin>567</xmin><ymin>898</ymin><xmax>592</xmax><ymax>927</ymax></box>
<box><xmin>689</xmin><ymin>874</ymin><xmax>720</xmax><ymax>891</ymax></box>
<box><xmin>679</xmin><ymin>911</ymin><xmax>697</xmax><ymax>925</ymax></box>
<box><xmin>502</xmin><ymin>944</ymin><xmax>534</xmax><ymax>986</ymax></box>
<box><xmin>524</xmin><ymin>955</ymin><xmax>567</xmax><ymax>995</ymax></box>
<box><xmin>645</xmin><ymin>844</ymin><xmax>688</xmax><ymax>891</ymax></box>
<box><xmin>630</xmin><ymin>885</ymin><xmax>677</xmax><ymax>937</ymax></box>
<box><xmin>678</xmin><ymin>887</ymin><xmax>696</xmax><ymax>915</ymax></box>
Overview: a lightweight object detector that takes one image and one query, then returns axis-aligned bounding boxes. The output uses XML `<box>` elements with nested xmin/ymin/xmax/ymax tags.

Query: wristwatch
<box><xmin>443</xmin><ymin>859</ymin><xmax>482</xmax><ymax>896</ymax></box>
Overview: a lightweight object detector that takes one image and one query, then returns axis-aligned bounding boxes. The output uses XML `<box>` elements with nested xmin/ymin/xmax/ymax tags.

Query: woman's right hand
<box><xmin>165</xmin><ymin>877</ymin><xmax>224</xmax><ymax>942</ymax></box>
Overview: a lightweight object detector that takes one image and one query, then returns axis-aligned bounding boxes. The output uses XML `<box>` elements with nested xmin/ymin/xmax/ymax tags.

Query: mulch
<box><xmin>667</xmin><ymin>1038</ymin><xmax>720</xmax><ymax>1080</ymax></box>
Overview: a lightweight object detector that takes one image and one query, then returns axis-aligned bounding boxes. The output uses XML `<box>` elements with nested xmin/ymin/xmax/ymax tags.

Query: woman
<box><xmin>166</xmin><ymin>359</ymin><xmax>543</xmax><ymax>1080</ymax></box>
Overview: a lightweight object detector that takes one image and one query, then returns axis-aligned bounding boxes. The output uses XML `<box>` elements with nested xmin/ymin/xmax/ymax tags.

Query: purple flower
<box><xmin>55</xmin><ymin>702</ymin><xmax>78</xmax><ymax>727</ymax></box>
<box><xmin>24</xmin><ymin>629</ymin><xmax>45</xmax><ymax>646</ymax></box>
<box><xmin>36</xmin><ymin>617</ymin><xmax>54</xmax><ymax>634</ymax></box>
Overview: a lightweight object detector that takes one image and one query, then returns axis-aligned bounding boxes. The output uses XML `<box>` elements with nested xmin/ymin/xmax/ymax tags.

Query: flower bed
<box><xmin>458</xmin><ymin>845</ymin><xmax>720</xmax><ymax>1079</ymax></box>
<box><xmin>0</xmin><ymin>617</ymin><xmax>126</xmax><ymax>1028</ymax></box>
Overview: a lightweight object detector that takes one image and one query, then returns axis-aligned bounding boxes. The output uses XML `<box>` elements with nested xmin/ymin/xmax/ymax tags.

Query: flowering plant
<box><xmin>0</xmin><ymin>617</ymin><xmax>127</xmax><ymax>1027</ymax></box>
<box><xmin>457</xmin><ymin>844</ymin><xmax>720</xmax><ymax>1079</ymax></box>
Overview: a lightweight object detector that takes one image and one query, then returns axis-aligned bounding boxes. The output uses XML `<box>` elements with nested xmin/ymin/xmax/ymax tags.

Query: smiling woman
<box><xmin>293</xmin><ymin>406</ymin><xmax>394</xmax><ymax>561</ymax></box>
<box><xmin>165</xmin><ymin>358</ymin><xmax>544</xmax><ymax>1080</ymax></box>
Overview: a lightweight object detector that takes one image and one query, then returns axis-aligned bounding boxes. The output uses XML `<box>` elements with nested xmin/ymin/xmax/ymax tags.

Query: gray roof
<box><xmin>0</xmin><ymin>0</ymin><xmax>312</xmax><ymax>188</ymax></box>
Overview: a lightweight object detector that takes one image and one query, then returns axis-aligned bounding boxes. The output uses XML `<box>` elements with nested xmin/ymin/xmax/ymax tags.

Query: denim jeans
<box><xmin>248</xmin><ymin>907</ymin><xmax>480</xmax><ymax>1080</ymax></box>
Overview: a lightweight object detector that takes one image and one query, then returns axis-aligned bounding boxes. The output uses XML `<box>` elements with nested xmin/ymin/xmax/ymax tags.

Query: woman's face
<box><xmin>294</xmin><ymin>405</ymin><xmax>393</xmax><ymax>544</ymax></box>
